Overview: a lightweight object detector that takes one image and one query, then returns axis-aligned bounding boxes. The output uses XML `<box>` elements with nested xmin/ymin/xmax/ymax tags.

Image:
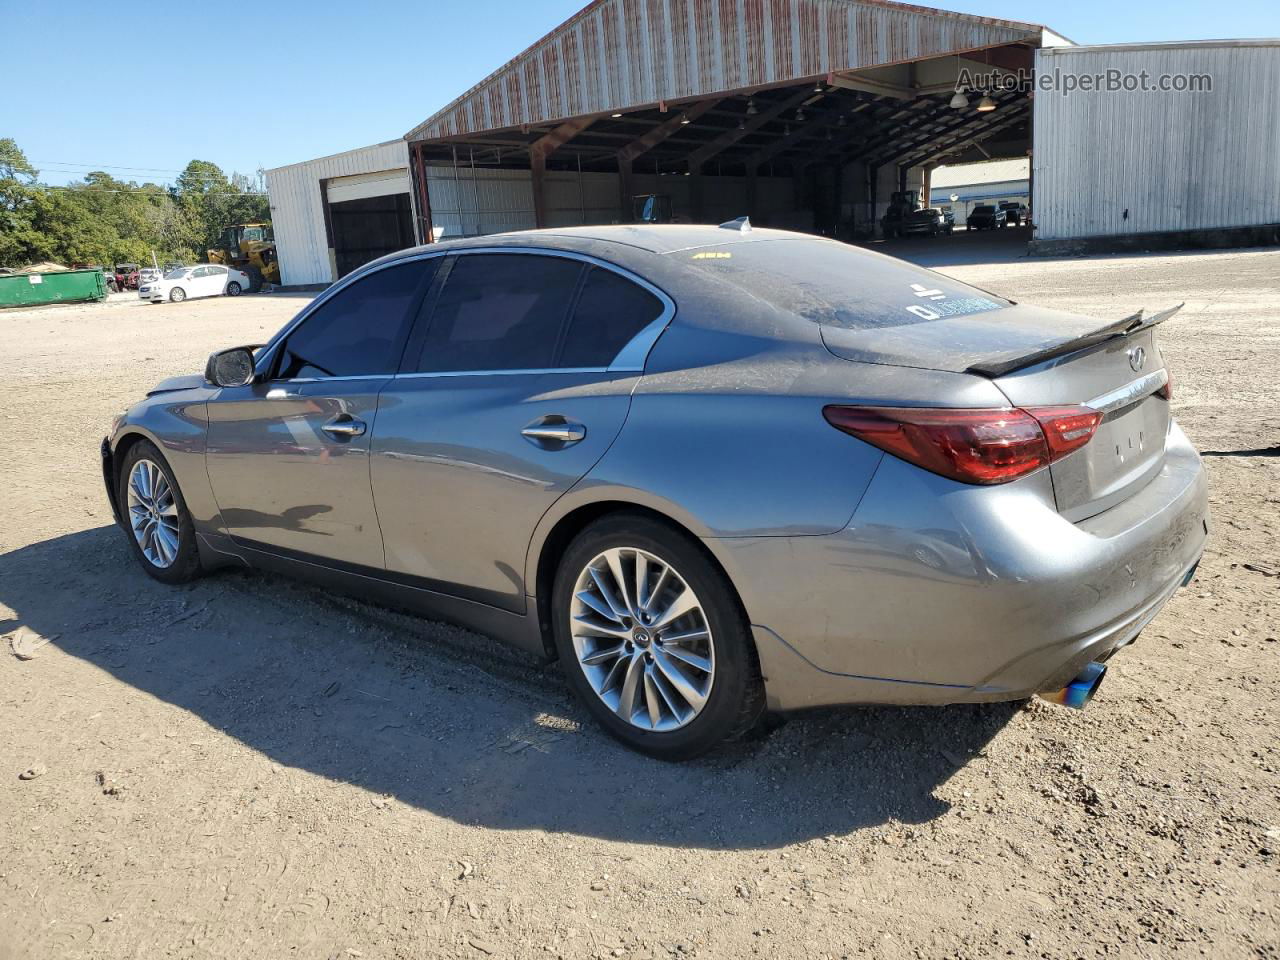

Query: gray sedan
<box><xmin>101</xmin><ymin>225</ymin><xmax>1208</xmax><ymax>759</ymax></box>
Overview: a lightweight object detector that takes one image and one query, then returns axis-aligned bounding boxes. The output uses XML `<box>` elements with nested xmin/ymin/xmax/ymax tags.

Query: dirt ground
<box><xmin>1</xmin><ymin>242</ymin><xmax>1277</xmax><ymax>960</ymax></box>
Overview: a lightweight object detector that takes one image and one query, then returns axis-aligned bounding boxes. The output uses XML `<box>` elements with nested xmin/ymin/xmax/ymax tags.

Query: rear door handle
<box><xmin>321</xmin><ymin>417</ymin><xmax>366</xmax><ymax>438</ymax></box>
<box><xmin>521</xmin><ymin>419</ymin><xmax>586</xmax><ymax>447</ymax></box>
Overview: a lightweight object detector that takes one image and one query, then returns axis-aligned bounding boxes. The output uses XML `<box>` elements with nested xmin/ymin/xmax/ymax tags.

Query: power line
<box><xmin>40</xmin><ymin>184</ymin><xmax>268</xmax><ymax>195</ymax></box>
<box><xmin>37</xmin><ymin>167</ymin><xmax>258</xmax><ymax>186</ymax></box>
<box><xmin>33</xmin><ymin>159</ymin><xmax>262</xmax><ymax>175</ymax></box>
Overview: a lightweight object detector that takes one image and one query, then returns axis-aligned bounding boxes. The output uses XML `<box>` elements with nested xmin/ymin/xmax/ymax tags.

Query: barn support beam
<box><xmin>686</xmin><ymin>89</ymin><xmax>812</xmax><ymax>169</ymax></box>
<box><xmin>528</xmin><ymin>116</ymin><xmax>597</xmax><ymax>228</ymax></box>
<box><xmin>410</xmin><ymin>142</ymin><xmax>435</xmax><ymax>244</ymax></box>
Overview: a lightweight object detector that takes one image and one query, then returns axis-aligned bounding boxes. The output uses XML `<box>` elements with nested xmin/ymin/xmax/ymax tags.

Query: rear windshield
<box><xmin>682</xmin><ymin>238</ymin><xmax>1008</xmax><ymax>330</ymax></box>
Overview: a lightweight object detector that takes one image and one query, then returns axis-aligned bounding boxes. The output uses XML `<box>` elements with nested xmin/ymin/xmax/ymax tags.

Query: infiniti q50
<box><xmin>102</xmin><ymin>225</ymin><xmax>1208</xmax><ymax>759</ymax></box>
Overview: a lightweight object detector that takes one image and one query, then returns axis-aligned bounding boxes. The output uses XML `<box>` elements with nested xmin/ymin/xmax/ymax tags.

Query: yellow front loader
<box><xmin>207</xmin><ymin>223</ymin><xmax>280</xmax><ymax>290</ymax></box>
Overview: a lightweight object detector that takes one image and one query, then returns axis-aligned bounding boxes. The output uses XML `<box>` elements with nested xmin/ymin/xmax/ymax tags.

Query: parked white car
<box><xmin>139</xmin><ymin>264</ymin><xmax>250</xmax><ymax>303</ymax></box>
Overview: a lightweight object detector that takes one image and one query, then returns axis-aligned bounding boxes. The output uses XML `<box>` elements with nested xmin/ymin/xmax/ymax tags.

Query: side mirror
<box><xmin>205</xmin><ymin>346</ymin><xmax>257</xmax><ymax>387</ymax></box>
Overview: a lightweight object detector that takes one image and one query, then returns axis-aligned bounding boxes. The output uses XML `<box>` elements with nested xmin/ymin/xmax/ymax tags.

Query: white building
<box><xmin>265</xmin><ymin>140</ymin><xmax>411</xmax><ymax>288</ymax></box>
<box><xmin>930</xmin><ymin>158</ymin><xmax>1029</xmax><ymax>226</ymax></box>
<box><xmin>1032</xmin><ymin>39</ymin><xmax>1280</xmax><ymax>252</ymax></box>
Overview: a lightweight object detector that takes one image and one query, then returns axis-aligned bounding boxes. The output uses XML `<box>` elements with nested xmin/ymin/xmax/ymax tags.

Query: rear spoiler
<box><xmin>966</xmin><ymin>303</ymin><xmax>1184</xmax><ymax>378</ymax></box>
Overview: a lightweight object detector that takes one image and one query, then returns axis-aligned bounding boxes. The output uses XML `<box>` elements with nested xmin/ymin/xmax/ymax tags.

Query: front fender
<box><xmin>108</xmin><ymin>393</ymin><xmax>220</xmax><ymax>532</ymax></box>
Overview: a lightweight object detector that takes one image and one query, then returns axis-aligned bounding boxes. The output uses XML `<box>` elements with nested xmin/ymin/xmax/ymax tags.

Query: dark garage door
<box><xmin>329</xmin><ymin>193</ymin><xmax>415</xmax><ymax>278</ymax></box>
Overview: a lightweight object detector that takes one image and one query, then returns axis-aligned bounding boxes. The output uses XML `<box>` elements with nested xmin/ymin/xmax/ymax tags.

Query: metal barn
<box><xmin>405</xmin><ymin>0</ymin><xmax>1065</xmax><ymax>246</ymax></box>
<box><xmin>1031</xmin><ymin>39</ymin><xmax>1280</xmax><ymax>253</ymax></box>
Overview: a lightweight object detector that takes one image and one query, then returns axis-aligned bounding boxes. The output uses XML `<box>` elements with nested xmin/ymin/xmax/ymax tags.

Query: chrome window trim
<box><xmin>254</xmin><ymin>244</ymin><xmax>676</xmax><ymax>384</ymax></box>
<box><xmin>1087</xmin><ymin>368</ymin><xmax>1169</xmax><ymax>414</ymax></box>
<box><xmin>394</xmin><ymin>366</ymin><xmax>616</xmax><ymax>381</ymax></box>
<box><xmin>265</xmin><ymin>374</ymin><xmax>392</xmax><ymax>386</ymax></box>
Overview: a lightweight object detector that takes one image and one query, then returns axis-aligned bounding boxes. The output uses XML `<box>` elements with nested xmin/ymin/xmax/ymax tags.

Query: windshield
<box><xmin>683</xmin><ymin>237</ymin><xmax>1008</xmax><ymax>331</ymax></box>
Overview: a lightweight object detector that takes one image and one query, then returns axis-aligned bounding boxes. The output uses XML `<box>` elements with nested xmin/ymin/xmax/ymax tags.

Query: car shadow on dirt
<box><xmin>3</xmin><ymin>526</ymin><xmax>1018</xmax><ymax>851</ymax></box>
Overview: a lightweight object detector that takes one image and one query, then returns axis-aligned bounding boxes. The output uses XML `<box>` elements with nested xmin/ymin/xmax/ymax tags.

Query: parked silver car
<box><xmin>101</xmin><ymin>225</ymin><xmax>1208</xmax><ymax>758</ymax></box>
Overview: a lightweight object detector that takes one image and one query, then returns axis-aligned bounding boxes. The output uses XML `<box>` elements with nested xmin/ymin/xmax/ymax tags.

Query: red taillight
<box><xmin>1026</xmin><ymin>405</ymin><xmax>1104</xmax><ymax>459</ymax></box>
<box><xmin>823</xmin><ymin>404</ymin><xmax>1102</xmax><ymax>485</ymax></box>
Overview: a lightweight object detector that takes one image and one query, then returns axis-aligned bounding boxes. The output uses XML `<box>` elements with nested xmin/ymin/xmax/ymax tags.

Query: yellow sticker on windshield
<box><xmin>691</xmin><ymin>251</ymin><xmax>732</xmax><ymax>260</ymax></box>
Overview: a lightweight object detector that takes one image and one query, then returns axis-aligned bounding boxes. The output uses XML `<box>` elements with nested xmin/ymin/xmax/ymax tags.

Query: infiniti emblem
<box><xmin>1128</xmin><ymin>346</ymin><xmax>1146</xmax><ymax>372</ymax></box>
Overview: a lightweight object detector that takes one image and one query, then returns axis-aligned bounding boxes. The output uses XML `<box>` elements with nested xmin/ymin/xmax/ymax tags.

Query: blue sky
<box><xmin>4</xmin><ymin>0</ymin><xmax>1276</xmax><ymax>187</ymax></box>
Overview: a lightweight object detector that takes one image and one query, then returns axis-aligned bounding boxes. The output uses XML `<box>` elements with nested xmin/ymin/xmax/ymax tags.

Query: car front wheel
<box><xmin>552</xmin><ymin>513</ymin><xmax>764</xmax><ymax>760</ymax></box>
<box><xmin>169</xmin><ymin>286</ymin><xmax>187</xmax><ymax>302</ymax></box>
<box><xmin>117</xmin><ymin>439</ymin><xmax>202</xmax><ymax>584</ymax></box>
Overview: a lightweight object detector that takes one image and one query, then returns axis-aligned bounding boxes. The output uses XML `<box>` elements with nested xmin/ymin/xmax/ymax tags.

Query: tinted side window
<box><xmin>559</xmin><ymin>267</ymin><xmax>664</xmax><ymax>368</ymax></box>
<box><xmin>276</xmin><ymin>260</ymin><xmax>431</xmax><ymax>379</ymax></box>
<box><xmin>413</xmin><ymin>254</ymin><xmax>581</xmax><ymax>373</ymax></box>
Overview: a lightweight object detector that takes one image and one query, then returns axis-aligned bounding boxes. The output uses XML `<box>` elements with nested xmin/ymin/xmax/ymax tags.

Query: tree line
<box><xmin>0</xmin><ymin>138</ymin><xmax>269</xmax><ymax>269</ymax></box>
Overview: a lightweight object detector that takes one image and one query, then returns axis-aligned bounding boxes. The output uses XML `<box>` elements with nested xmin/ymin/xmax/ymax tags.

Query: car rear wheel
<box><xmin>169</xmin><ymin>286</ymin><xmax>187</xmax><ymax>303</ymax></box>
<box><xmin>226</xmin><ymin>281</ymin><xmax>242</xmax><ymax>297</ymax></box>
<box><xmin>117</xmin><ymin>440</ymin><xmax>201</xmax><ymax>584</ymax></box>
<box><xmin>552</xmin><ymin>513</ymin><xmax>764</xmax><ymax>760</ymax></box>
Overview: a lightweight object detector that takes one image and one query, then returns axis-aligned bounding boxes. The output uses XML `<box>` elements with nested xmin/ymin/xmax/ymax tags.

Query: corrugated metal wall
<box><xmin>408</xmin><ymin>0</ymin><xmax>1042</xmax><ymax>140</ymax></box>
<box><xmin>1033</xmin><ymin>41</ymin><xmax>1280</xmax><ymax>241</ymax></box>
<box><xmin>425</xmin><ymin>165</ymin><xmax>798</xmax><ymax>239</ymax></box>
<box><xmin>266</xmin><ymin>140</ymin><xmax>410</xmax><ymax>285</ymax></box>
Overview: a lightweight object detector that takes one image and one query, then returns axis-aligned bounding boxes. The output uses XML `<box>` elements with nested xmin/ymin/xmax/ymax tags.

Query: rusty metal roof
<box><xmin>407</xmin><ymin>0</ymin><xmax>1048</xmax><ymax>142</ymax></box>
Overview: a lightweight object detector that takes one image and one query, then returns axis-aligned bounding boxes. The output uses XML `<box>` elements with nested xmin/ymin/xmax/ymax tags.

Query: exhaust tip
<box><xmin>1038</xmin><ymin>661</ymin><xmax>1107</xmax><ymax>710</ymax></box>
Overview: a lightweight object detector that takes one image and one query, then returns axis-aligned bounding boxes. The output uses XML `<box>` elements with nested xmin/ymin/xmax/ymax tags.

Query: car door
<box><xmin>370</xmin><ymin>250</ymin><xmax>671</xmax><ymax>612</ymax></box>
<box><xmin>204</xmin><ymin>264</ymin><xmax>229</xmax><ymax>296</ymax></box>
<box><xmin>184</xmin><ymin>265</ymin><xmax>209</xmax><ymax>297</ymax></box>
<box><xmin>204</xmin><ymin>257</ymin><xmax>437</xmax><ymax>568</ymax></box>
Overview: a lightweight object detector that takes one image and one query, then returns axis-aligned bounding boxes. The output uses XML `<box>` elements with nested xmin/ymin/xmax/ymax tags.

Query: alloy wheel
<box><xmin>126</xmin><ymin>459</ymin><xmax>180</xmax><ymax>568</ymax></box>
<box><xmin>569</xmin><ymin>547</ymin><xmax>715</xmax><ymax>732</ymax></box>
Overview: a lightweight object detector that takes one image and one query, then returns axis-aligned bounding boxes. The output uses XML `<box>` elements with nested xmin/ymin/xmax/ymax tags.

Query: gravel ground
<box><xmin>1</xmin><ymin>242</ymin><xmax>1277</xmax><ymax>960</ymax></box>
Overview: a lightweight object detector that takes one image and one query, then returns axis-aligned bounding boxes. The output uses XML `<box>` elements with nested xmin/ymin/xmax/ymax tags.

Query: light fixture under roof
<box><xmin>745</xmin><ymin>97</ymin><xmax>758</xmax><ymax>116</ymax></box>
<box><xmin>783</xmin><ymin>122</ymin><xmax>791</xmax><ymax>136</ymax></box>
<box><xmin>679</xmin><ymin>113</ymin><xmax>691</xmax><ymax>124</ymax></box>
<box><xmin>611</xmin><ymin>111</ymin><xmax>623</xmax><ymax>118</ymax></box>
<box><xmin>795</xmin><ymin>108</ymin><xmax>805</xmax><ymax>122</ymax></box>
<box><xmin>949</xmin><ymin>90</ymin><xmax>969</xmax><ymax>109</ymax></box>
<box><xmin>813</xmin><ymin>80</ymin><xmax>824</xmax><ymax>93</ymax></box>
<box><xmin>976</xmin><ymin>94</ymin><xmax>997</xmax><ymax>112</ymax></box>
<box><xmin>737</xmin><ymin>118</ymin><xmax>746</xmax><ymax>130</ymax></box>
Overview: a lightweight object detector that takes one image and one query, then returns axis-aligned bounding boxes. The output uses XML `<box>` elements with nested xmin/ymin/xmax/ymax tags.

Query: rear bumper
<box><xmin>710</xmin><ymin>420</ymin><xmax>1209</xmax><ymax>711</ymax></box>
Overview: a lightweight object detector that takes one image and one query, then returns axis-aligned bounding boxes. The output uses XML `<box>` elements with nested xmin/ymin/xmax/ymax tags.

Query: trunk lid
<box><xmin>990</xmin><ymin>325</ymin><xmax>1171</xmax><ymax>521</ymax></box>
<box><xmin>820</xmin><ymin>303</ymin><xmax>1176</xmax><ymax>521</ymax></box>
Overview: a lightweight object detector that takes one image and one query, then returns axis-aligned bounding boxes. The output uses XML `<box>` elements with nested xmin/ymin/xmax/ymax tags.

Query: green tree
<box><xmin>0</xmin><ymin>140</ymin><xmax>266</xmax><ymax>269</ymax></box>
<box><xmin>0</xmin><ymin>138</ymin><xmax>42</xmax><ymax>266</ymax></box>
<box><xmin>175</xmin><ymin>159</ymin><xmax>268</xmax><ymax>254</ymax></box>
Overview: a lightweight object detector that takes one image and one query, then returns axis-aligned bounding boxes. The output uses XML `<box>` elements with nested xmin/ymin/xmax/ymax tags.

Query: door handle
<box><xmin>521</xmin><ymin>419</ymin><xmax>586</xmax><ymax>447</ymax></box>
<box><xmin>321</xmin><ymin>417</ymin><xmax>366</xmax><ymax>438</ymax></box>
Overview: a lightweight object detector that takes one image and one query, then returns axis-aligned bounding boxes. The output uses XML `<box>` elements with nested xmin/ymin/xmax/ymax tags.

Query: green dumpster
<box><xmin>0</xmin><ymin>268</ymin><xmax>108</xmax><ymax>309</ymax></box>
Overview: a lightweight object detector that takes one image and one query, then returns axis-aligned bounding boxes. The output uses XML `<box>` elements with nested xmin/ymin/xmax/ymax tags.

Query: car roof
<box><xmin>395</xmin><ymin>223</ymin><xmax>814</xmax><ymax>259</ymax></box>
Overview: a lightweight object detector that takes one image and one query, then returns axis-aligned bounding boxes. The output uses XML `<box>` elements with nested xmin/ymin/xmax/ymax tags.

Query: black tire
<box><xmin>116</xmin><ymin>439</ymin><xmax>202</xmax><ymax>584</ymax></box>
<box><xmin>226</xmin><ymin>281</ymin><xmax>242</xmax><ymax>297</ymax></box>
<box><xmin>552</xmin><ymin>512</ymin><xmax>765</xmax><ymax>760</ymax></box>
<box><xmin>169</xmin><ymin>286</ymin><xmax>187</xmax><ymax>303</ymax></box>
